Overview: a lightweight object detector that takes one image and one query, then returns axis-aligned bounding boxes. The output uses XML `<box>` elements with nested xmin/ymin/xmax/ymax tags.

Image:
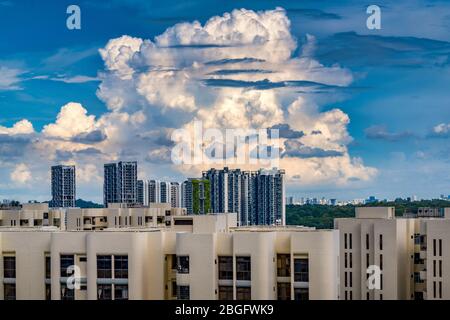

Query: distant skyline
<box><xmin>1</xmin><ymin>0</ymin><xmax>449</xmax><ymax>203</ymax></box>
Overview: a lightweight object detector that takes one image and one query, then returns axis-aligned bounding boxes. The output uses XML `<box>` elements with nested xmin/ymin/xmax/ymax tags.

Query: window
<box><xmin>3</xmin><ymin>256</ymin><xmax>16</xmax><ymax>278</ymax></box>
<box><xmin>97</xmin><ymin>284</ymin><xmax>112</xmax><ymax>300</ymax></box>
<box><xmin>276</xmin><ymin>254</ymin><xmax>290</xmax><ymax>277</ymax></box>
<box><xmin>366</xmin><ymin>253</ymin><xmax>370</xmax><ymax>268</ymax></box>
<box><xmin>439</xmin><ymin>239</ymin><xmax>442</xmax><ymax>257</ymax></box>
<box><xmin>344</xmin><ymin>252</ymin><xmax>347</xmax><ymax>268</ymax></box>
<box><xmin>45</xmin><ymin>256</ymin><xmax>51</xmax><ymax>279</ymax></box>
<box><xmin>439</xmin><ymin>260</ymin><xmax>442</xmax><ymax>277</ymax></box>
<box><xmin>115</xmin><ymin>285</ymin><xmax>128</xmax><ymax>300</ymax></box>
<box><xmin>294</xmin><ymin>288</ymin><xmax>309</xmax><ymax>300</ymax></box>
<box><xmin>433</xmin><ymin>260</ymin><xmax>437</xmax><ymax>277</ymax></box>
<box><xmin>344</xmin><ymin>233</ymin><xmax>347</xmax><ymax>249</ymax></box>
<box><xmin>218</xmin><ymin>286</ymin><xmax>233</xmax><ymax>300</ymax></box>
<box><xmin>433</xmin><ymin>239</ymin><xmax>437</xmax><ymax>256</ymax></box>
<box><xmin>97</xmin><ymin>255</ymin><xmax>112</xmax><ymax>278</ymax></box>
<box><xmin>60</xmin><ymin>254</ymin><xmax>74</xmax><ymax>277</ymax></box>
<box><xmin>439</xmin><ymin>281</ymin><xmax>442</xmax><ymax>299</ymax></box>
<box><xmin>114</xmin><ymin>255</ymin><xmax>128</xmax><ymax>279</ymax></box>
<box><xmin>177</xmin><ymin>285</ymin><xmax>190</xmax><ymax>300</ymax></box>
<box><xmin>380</xmin><ymin>254</ymin><xmax>383</xmax><ymax>270</ymax></box>
<box><xmin>236</xmin><ymin>287</ymin><xmax>251</xmax><ymax>300</ymax></box>
<box><xmin>366</xmin><ymin>234</ymin><xmax>370</xmax><ymax>250</ymax></box>
<box><xmin>60</xmin><ymin>283</ymin><xmax>74</xmax><ymax>300</ymax></box>
<box><xmin>294</xmin><ymin>258</ymin><xmax>309</xmax><ymax>282</ymax></box>
<box><xmin>380</xmin><ymin>274</ymin><xmax>383</xmax><ymax>290</ymax></box>
<box><xmin>171</xmin><ymin>254</ymin><xmax>177</xmax><ymax>270</ymax></box>
<box><xmin>349</xmin><ymin>272</ymin><xmax>353</xmax><ymax>288</ymax></box>
<box><xmin>349</xmin><ymin>233</ymin><xmax>353</xmax><ymax>249</ymax></box>
<box><xmin>277</xmin><ymin>283</ymin><xmax>291</xmax><ymax>300</ymax></box>
<box><xmin>218</xmin><ymin>256</ymin><xmax>233</xmax><ymax>280</ymax></box>
<box><xmin>344</xmin><ymin>272</ymin><xmax>347</xmax><ymax>287</ymax></box>
<box><xmin>433</xmin><ymin>281</ymin><xmax>437</xmax><ymax>298</ymax></box>
<box><xmin>349</xmin><ymin>252</ymin><xmax>353</xmax><ymax>268</ymax></box>
<box><xmin>379</xmin><ymin>234</ymin><xmax>383</xmax><ymax>251</ymax></box>
<box><xmin>4</xmin><ymin>284</ymin><xmax>16</xmax><ymax>300</ymax></box>
<box><xmin>174</xmin><ymin>219</ymin><xmax>193</xmax><ymax>226</ymax></box>
<box><xmin>236</xmin><ymin>256</ymin><xmax>251</xmax><ymax>281</ymax></box>
<box><xmin>177</xmin><ymin>256</ymin><xmax>190</xmax><ymax>274</ymax></box>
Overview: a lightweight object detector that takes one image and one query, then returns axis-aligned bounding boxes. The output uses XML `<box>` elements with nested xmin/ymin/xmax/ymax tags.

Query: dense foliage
<box><xmin>286</xmin><ymin>199</ymin><xmax>450</xmax><ymax>229</ymax></box>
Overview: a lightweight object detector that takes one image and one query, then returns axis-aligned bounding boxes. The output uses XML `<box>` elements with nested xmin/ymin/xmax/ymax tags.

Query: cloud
<box><xmin>269</xmin><ymin>123</ymin><xmax>304</xmax><ymax>139</ymax></box>
<box><xmin>49</xmin><ymin>75</ymin><xmax>99</xmax><ymax>83</ymax></box>
<box><xmin>10</xmin><ymin>163</ymin><xmax>32</xmax><ymax>184</ymax></box>
<box><xmin>0</xmin><ymin>119</ymin><xmax>34</xmax><ymax>135</ymax></box>
<box><xmin>93</xmin><ymin>7</ymin><xmax>374</xmax><ymax>185</ymax></box>
<box><xmin>42</xmin><ymin>102</ymin><xmax>99</xmax><ymax>139</ymax></box>
<box><xmin>42</xmin><ymin>47</ymin><xmax>98</xmax><ymax>70</ymax></box>
<box><xmin>0</xmin><ymin>66</ymin><xmax>23</xmax><ymax>90</ymax></box>
<box><xmin>282</xmin><ymin>139</ymin><xmax>343</xmax><ymax>158</ymax></box>
<box><xmin>1</xmin><ymin>7</ymin><xmax>377</xmax><ymax>198</ymax></box>
<box><xmin>429</xmin><ymin>123</ymin><xmax>450</xmax><ymax>138</ymax></box>
<box><xmin>365</xmin><ymin>125</ymin><xmax>413</xmax><ymax>142</ymax></box>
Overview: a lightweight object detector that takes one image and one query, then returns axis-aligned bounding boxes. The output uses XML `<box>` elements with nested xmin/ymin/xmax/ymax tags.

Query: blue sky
<box><xmin>1</xmin><ymin>0</ymin><xmax>450</xmax><ymax>202</ymax></box>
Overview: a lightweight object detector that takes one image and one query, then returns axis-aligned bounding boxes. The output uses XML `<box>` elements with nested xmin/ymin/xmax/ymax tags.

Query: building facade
<box><xmin>0</xmin><ymin>208</ymin><xmax>338</xmax><ymax>300</ymax></box>
<box><xmin>198</xmin><ymin>167</ymin><xmax>286</xmax><ymax>226</ymax></box>
<box><xmin>104</xmin><ymin>162</ymin><xmax>137</xmax><ymax>207</ymax></box>
<box><xmin>51</xmin><ymin>165</ymin><xmax>76</xmax><ymax>208</ymax></box>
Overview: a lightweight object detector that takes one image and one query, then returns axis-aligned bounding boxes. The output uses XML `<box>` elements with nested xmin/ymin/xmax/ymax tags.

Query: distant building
<box><xmin>137</xmin><ymin>180</ymin><xmax>149</xmax><ymax>206</ymax></box>
<box><xmin>103</xmin><ymin>161</ymin><xmax>137</xmax><ymax>207</ymax></box>
<box><xmin>148</xmin><ymin>180</ymin><xmax>160</xmax><ymax>203</ymax></box>
<box><xmin>170</xmin><ymin>182</ymin><xmax>181</xmax><ymax>208</ymax></box>
<box><xmin>197</xmin><ymin>167</ymin><xmax>285</xmax><ymax>226</ymax></box>
<box><xmin>286</xmin><ymin>196</ymin><xmax>294</xmax><ymax>205</ymax></box>
<box><xmin>160</xmin><ymin>181</ymin><xmax>171</xmax><ymax>204</ymax></box>
<box><xmin>366</xmin><ymin>196</ymin><xmax>378</xmax><ymax>204</ymax></box>
<box><xmin>182</xmin><ymin>178</ymin><xmax>210</xmax><ymax>214</ymax></box>
<box><xmin>51</xmin><ymin>165</ymin><xmax>76</xmax><ymax>208</ymax></box>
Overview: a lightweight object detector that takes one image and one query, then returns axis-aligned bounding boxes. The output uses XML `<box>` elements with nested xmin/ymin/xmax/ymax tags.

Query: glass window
<box><xmin>97</xmin><ymin>255</ymin><xmax>112</xmax><ymax>278</ymax></box>
<box><xmin>114</xmin><ymin>255</ymin><xmax>128</xmax><ymax>279</ymax></box>
<box><xmin>97</xmin><ymin>284</ymin><xmax>112</xmax><ymax>300</ymax></box>
<box><xmin>236</xmin><ymin>256</ymin><xmax>251</xmax><ymax>281</ymax></box>
<box><xmin>177</xmin><ymin>256</ymin><xmax>189</xmax><ymax>274</ymax></box>
<box><xmin>294</xmin><ymin>287</ymin><xmax>309</xmax><ymax>300</ymax></box>
<box><xmin>236</xmin><ymin>286</ymin><xmax>251</xmax><ymax>300</ymax></box>
<box><xmin>45</xmin><ymin>256</ymin><xmax>51</xmax><ymax>279</ymax></box>
<box><xmin>277</xmin><ymin>282</ymin><xmax>291</xmax><ymax>300</ymax></box>
<box><xmin>60</xmin><ymin>254</ymin><xmax>74</xmax><ymax>277</ymax></box>
<box><xmin>60</xmin><ymin>283</ymin><xmax>74</xmax><ymax>300</ymax></box>
<box><xmin>294</xmin><ymin>258</ymin><xmax>309</xmax><ymax>282</ymax></box>
<box><xmin>4</xmin><ymin>284</ymin><xmax>16</xmax><ymax>300</ymax></box>
<box><xmin>277</xmin><ymin>254</ymin><xmax>290</xmax><ymax>277</ymax></box>
<box><xmin>114</xmin><ymin>284</ymin><xmax>128</xmax><ymax>300</ymax></box>
<box><xmin>218</xmin><ymin>256</ymin><xmax>233</xmax><ymax>280</ymax></box>
<box><xmin>177</xmin><ymin>285</ymin><xmax>190</xmax><ymax>300</ymax></box>
<box><xmin>3</xmin><ymin>256</ymin><xmax>16</xmax><ymax>278</ymax></box>
<box><xmin>218</xmin><ymin>286</ymin><xmax>233</xmax><ymax>300</ymax></box>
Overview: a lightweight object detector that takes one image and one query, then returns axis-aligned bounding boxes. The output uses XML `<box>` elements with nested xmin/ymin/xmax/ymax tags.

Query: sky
<box><xmin>0</xmin><ymin>0</ymin><xmax>450</xmax><ymax>203</ymax></box>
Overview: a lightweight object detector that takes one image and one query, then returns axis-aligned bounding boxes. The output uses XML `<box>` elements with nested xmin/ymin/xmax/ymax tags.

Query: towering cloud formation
<box><xmin>1</xmin><ymin>8</ymin><xmax>376</xmax><ymax>200</ymax></box>
<box><xmin>94</xmin><ymin>7</ymin><xmax>375</xmax><ymax>184</ymax></box>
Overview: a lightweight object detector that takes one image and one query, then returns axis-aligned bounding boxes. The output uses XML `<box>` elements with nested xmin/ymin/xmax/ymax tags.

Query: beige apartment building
<box><xmin>334</xmin><ymin>207</ymin><xmax>450</xmax><ymax>300</ymax></box>
<box><xmin>0</xmin><ymin>203</ymin><xmax>339</xmax><ymax>300</ymax></box>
